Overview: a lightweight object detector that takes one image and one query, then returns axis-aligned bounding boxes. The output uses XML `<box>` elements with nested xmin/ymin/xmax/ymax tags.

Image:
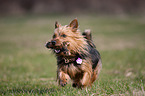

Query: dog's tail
<box><xmin>82</xmin><ymin>29</ymin><xmax>96</xmax><ymax>48</ymax></box>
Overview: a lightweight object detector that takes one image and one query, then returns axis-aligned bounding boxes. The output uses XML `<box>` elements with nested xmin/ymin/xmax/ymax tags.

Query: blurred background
<box><xmin>0</xmin><ymin>0</ymin><xmax>145</xmax><ymax>95</ymax></box>
<box><xmin>0</xmin><ymin>0</ymin><xmax>145</xmax><ymax>15</ymax></box>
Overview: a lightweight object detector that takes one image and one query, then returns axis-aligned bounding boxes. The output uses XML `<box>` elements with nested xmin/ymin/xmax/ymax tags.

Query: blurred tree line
<box><xmin>0</xmin><ymin>0</ymin><xmax>145</xmax><ymax>15</ymax></box>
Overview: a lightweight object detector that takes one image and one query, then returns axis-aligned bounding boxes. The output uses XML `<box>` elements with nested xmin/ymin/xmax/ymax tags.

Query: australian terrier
<box><xmin>45</xmin><ymin>19</ymin><xmax>102</xmax><ymax>88</ymax></box>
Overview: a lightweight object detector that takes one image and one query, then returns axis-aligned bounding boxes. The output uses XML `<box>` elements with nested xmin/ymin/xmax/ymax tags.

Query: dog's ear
<box><xmin>68</xmin><ymin>18</ymin><xmax>78</xmax><ymax>32</ymax></box>
<box><xmin>55</xmin><ymin>21</ymin><xmax>61</xmax><ymax>29</ymax></box>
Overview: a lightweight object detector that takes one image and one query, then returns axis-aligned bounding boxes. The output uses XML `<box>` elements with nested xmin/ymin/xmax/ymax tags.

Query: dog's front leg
<box><xmin>57</xmin><ymin>71</ymin><xmax>69</xmax><ymax>87</ymax></box>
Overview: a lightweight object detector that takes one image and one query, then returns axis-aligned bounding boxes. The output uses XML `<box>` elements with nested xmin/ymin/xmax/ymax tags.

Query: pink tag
<box><xmin>76</xmin><ymin>58</ymin><xmax>82</xmax><ymax>64</ymax></box>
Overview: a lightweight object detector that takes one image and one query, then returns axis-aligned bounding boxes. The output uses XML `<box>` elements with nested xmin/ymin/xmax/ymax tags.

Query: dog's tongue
<box><xmin>55</xmin><ymin>49</ymin><xmax>60</xmax><ymax>53</ymax></box>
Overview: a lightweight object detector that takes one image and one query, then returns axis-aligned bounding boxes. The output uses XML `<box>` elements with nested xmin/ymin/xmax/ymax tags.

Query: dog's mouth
<box><xmin>54</xmin><ymin>49</ymin><xmax>61</xmax><ymax>54</ymax></box>
<box><xmin>46</xmin><ymin>41</ymin><xmax>71</xmax><ymax>55</ymax></box>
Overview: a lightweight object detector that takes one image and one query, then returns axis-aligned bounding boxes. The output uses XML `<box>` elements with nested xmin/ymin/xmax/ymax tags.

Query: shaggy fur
<box><xmin>45</xmin><ymin>19</ymin><xmax>102</xmax><ymax>88</ymax></box>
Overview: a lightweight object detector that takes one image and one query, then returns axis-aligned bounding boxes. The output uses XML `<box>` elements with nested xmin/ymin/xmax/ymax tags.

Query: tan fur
<box><xmin>54</xmin><ymin>26</ymin><xmax>88</xmax><ymax>55</ymax></box>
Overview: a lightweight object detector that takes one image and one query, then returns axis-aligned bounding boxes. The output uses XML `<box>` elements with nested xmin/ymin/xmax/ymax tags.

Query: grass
<box><xmin>0</xmin><ymin>14</ymin><xmax>145</xmax><ymax>95</ymax></box>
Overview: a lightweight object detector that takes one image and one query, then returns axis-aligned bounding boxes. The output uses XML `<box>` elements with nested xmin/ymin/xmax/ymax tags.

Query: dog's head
<box><xmin>46</xmin><ymin>19</ymin><xmax>87</xmax><ymax>56</ymax></box>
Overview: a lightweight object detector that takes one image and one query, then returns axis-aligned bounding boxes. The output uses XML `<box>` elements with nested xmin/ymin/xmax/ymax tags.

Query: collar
<box><xmin>58</xmin><ymin>56</ymin><xmax>82</xmax><ymax>65</ymax></box>
<box><xmin>63</xmin><ymin>57</ymin><xmax>76</xmax><ymax>64</ymax></box>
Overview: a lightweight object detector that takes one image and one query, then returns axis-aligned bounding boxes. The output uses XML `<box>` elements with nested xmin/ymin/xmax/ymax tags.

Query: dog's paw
<box><xmin>72</xmin><ymin>83</ymin><xmax>85</xmax><ymax>89</ymax></box>
<box><xmin>60</xmin><ymin>82</ymin><xmax>67</xmax><ymax>87</ymax></box>
<box><xmin>72</xmin><ymin>83</ymin><xmax>78</xmax><ymax>88</ymax></box>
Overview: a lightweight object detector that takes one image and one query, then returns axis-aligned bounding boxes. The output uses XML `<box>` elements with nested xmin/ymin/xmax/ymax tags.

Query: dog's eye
<box><xmin>61</xmin><ymin>34</ymin><xmax>67</xmax><ymax>38</ymax></box>
<box><xmin>53</xmin><ymin>34</ymin><xmax>56</xmax><ymax>38</ymax></box>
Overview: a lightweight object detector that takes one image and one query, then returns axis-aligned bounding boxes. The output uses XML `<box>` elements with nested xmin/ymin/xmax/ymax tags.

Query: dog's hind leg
<box><xmin>91</xmin><ymin>59</ymin><xmax>102</xmax><ymax>83</ymax></box>
<box><xmin>79</xmin><ymin>72</ymin><xmax>91</xmax><ymax>88</ymax></box>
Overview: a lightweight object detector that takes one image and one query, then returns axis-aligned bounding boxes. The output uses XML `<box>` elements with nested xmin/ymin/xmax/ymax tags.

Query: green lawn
<box><xmin>0</xmin><ymin>15</ymin><xmax>145</xmax><ymax>95</ymax></box>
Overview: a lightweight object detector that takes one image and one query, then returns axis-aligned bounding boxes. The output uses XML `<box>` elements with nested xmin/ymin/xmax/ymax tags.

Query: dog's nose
<box><xmin>45</xmin><ymin>42</ymin><xmax>50</xmax><ymax>48</ymax></box>
<box><xmin>51</xmin><ymin>41</ymin><xmax>56</xmax><ymax>46</ymax></box>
